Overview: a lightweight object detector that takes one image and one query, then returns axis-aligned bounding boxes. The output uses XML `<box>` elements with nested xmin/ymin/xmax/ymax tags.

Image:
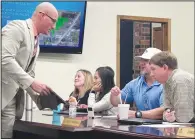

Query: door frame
<box><xmin>116</xmin><ymin>15</ymin><xmax>171</xmax><ymax>87</ymax></box>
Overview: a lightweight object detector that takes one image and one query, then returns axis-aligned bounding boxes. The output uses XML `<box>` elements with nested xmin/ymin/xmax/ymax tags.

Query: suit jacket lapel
<box><xmin>25</xmin><ymin>19</ymin><xmax>36</xmax><ymax>70</ymax></box>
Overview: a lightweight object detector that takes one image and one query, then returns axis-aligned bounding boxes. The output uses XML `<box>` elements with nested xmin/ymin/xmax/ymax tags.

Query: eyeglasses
<box><xmin>39</xmin><ymin>12</ymin><xmax>57</xmax><ymax>23</ymax></box>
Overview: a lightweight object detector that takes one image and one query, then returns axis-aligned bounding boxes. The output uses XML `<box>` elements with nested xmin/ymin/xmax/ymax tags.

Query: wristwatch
<box><xmin>135</xmin><ymin>111</ymin><xmax>142</xmax><ymax>118</ymax></box>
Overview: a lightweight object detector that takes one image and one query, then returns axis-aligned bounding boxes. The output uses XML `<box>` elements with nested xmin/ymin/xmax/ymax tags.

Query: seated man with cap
<box><xmin>111</xmin><ymin>48</ymin><xmax>164</xmax><ymax>120</ymax></box>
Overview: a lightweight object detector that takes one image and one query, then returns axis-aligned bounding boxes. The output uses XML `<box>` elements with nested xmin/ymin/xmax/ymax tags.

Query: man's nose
<box><xmin>51</xmin><ymin>23</ymin><xmax>56</xmax><ymax>29</ymax></box>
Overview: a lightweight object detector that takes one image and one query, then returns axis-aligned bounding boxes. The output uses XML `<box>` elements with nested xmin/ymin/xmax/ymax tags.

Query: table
<box><xmin>13</xmin><ymin>110</ymin><xmax>194</xmax><ymax>139</ymax></box>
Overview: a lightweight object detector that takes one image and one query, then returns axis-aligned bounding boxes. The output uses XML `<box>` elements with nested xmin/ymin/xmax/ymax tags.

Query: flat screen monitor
<box><xmin>1</xmin><ymin>1</ymin><xmax>87</xmax><ymax>54</ymax></box>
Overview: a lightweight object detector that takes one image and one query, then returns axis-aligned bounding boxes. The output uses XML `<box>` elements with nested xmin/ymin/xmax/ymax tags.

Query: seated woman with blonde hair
<box><xmin>67</xmin><ymin>69</ymin><xmax>93</xmax><ymax>106</ymax></box>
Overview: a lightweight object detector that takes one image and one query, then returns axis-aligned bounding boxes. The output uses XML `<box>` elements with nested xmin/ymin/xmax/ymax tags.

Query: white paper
<box><xmin>102</xmin><ymin>115</ymin><xmax>118</xmax><ymax>119</ymax></box>
<box><xmin>139</xmin><ymin>124</ymin><xmax>186</xmax><ymax>128</ymax></box>
<box><xmin>162</xmin><ymin>122</ymin><xmax>193</xmax><ymax>125</ymax></box>
<box><xmin>94</xmin><ymin>116</ymin><xmax>102</xmax><ymax>118</ymax></box>
<box><xmin>94</xmin><ymin>115</ymin><xmax>118</xmax><ymax>119</ymax></box>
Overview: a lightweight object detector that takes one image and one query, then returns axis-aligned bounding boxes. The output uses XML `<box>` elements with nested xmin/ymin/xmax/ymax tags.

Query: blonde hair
<box><xmin>72</xmin><ymin>69</ymin><xmax>93</xmax><ymax>98</ymax></box>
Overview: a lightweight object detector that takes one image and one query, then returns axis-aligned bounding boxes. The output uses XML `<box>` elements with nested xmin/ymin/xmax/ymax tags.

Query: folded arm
<box><xmin>141</xmin><ymin>107</ymin><xmax>164</xmax><ymax>119</ymax></box>
<box><xmin>88</xmin><ymin>93</ymin><xmax>112</xmax><ymax>112</ymax></box>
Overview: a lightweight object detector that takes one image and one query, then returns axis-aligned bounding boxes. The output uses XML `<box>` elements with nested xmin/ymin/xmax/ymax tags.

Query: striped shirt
<box><xmin>163</xmin><ymin>69</ymin><xmax>194</xmax><ymax>122</ymax></box>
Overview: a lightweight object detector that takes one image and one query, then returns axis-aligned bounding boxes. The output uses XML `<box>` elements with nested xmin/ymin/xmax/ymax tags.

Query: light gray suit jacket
<box><xmin>2</xmin><ymin>18</ymin><xmax>42</xmax><ymax>118</ymax></box>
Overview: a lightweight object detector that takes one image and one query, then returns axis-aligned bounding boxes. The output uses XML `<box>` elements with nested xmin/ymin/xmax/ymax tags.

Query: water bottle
<box><xmin>69</xmin><ymin>102</ymin><xmax>77</xmax><ymax>117</ymax></box>
<box><xmin>53</xmin><ymin>103</ymin><xmax>64</xmax><ymax>113</ymax></box>
<box><xmin>52</xmin><ymin>112</ymin><xmax>61</xmax><ymax>126</ymax></box>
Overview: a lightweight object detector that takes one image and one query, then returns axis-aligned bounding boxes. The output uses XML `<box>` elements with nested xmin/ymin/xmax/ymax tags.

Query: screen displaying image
<box><xmin>39</xmin><ymin>10</ymin><xmax>81</xmax><ymax>47</ymax></box>
<box><xmin>1</xmin><ymin>1</ymin><xmax>87</xmax><ymax>54</ymax></box>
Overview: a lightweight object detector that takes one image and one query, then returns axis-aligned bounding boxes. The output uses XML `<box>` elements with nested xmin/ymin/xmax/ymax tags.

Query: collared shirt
<box><xmin>163</xmin><ymin>69</ymin><xmax>194</xmax><ymax>122</ymax></box>
<box><xmin>33</xmin><ymin>36</ymin><xmax>38</xmax><ymax>56</ymax></box>
<box><xmin>121</xmin><ymin>75</ymin><xmax>163</xmax><ymax>111</ymax></box>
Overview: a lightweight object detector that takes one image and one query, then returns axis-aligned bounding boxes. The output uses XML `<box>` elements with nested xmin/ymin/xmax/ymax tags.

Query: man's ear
<box><xmin>163</xmin><ymin>64</ymin><xmax>169</xmax><ymax>71</ymax></box>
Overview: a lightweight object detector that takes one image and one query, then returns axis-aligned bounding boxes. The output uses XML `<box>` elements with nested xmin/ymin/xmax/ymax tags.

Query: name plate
<box><xmin>62</xmin><ymin>118</ymin><xmax>81</xmax><ymax>127</ymax></box>
<box><xmin>177</xmin><ymin>127</ymin><xmax>195</xmax><ymax>138</ymax></box>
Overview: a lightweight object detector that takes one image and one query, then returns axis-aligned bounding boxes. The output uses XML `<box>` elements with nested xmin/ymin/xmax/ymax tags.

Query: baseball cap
<box><xmin>134</xmin><ymin>48</ymin><xmax>162</xmax><ymax>60</ymax></box>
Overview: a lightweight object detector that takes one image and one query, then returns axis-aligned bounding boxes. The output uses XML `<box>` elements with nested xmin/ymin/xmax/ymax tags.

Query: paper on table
<box><xmin>162</xmin><ymin>122</ymin><xmax>193</xmax><ymax>125</ymax></box>
<box><xmin>139</xmin><ymin>124</ymin><xmax>186</xmax><ymax>128</ymax></box>
<box><xmin>94</xmin><ymin>115</ymin><xmax>118</xmax><ymax>119</ymax></box>
<box><xmin>94</xmin><ymin>116</ymin><xmax>102</xmax><ymax>118</ymax></box>
<box><xmin>102</xmin><ymin>115</ymin><xmax>118</xmax><ymax>119</ymax></box>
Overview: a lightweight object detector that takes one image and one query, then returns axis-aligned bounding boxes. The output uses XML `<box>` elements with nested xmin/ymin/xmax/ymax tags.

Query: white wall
<box><xmin>35</xmin><ymin>2</ymin><xmax>194</xmax><ymax>102</ymax></box>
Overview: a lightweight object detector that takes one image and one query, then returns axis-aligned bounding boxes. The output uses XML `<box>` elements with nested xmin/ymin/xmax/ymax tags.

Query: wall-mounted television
<box><xmin>1</xmin><ymin>1</ymin><xmax>87</xmax><ymax>54</ymax></box>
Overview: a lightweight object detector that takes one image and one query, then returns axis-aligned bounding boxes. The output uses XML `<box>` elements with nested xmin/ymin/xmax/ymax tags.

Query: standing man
<box><xmin>110</xmin><ymin>48</ymin><xmax>164</xmax><ymax>120</ymax></box>
<box><xmin>2</xmin><ymin>2</ymin><xmax>58</xmax><ymax>138</ymax></box>
<box><xmin>150</xmin><ymin>51</ymin><xmax>194</xmax><ymax>123</ymax></box>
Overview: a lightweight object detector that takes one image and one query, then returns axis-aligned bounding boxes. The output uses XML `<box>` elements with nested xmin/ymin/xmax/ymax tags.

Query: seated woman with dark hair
<box><xmin>80</xmin><ymin>66</ymin><xmax>117</xmax><ymax>115</ymax></box>
<box><xmin>67</xmin><ymin>69</ymin><xmax>93</xmax><ymax>106</ymax></box>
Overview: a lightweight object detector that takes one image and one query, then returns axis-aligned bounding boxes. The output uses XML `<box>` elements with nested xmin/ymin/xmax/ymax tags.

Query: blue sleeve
<box><xmin>159</xmin><ymin>87</ymin><xmax>164</xmax><ymax>106</ymax></box>
<box><xmin>121</xmin><ymin>81</ymin><xmax>134</xmax><ymax>103</ymax></box>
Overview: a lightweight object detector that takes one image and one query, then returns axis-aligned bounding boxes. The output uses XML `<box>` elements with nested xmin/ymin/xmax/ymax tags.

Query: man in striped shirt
<box><xmin>150</xmin><ymin>51</ymin><xmax>194</xmax><ymax>123</ymax></box>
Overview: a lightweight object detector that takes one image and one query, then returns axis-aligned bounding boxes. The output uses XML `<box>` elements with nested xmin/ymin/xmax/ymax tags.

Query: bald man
<box><xmin>2</xmin><ymin>2</ymin><xmax>58</xmax><ymax>138</ymax></box>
